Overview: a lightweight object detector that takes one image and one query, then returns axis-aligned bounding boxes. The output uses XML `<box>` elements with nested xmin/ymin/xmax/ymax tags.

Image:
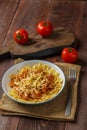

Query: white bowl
<box><xmin>2</xmin><ymin>60</ymin><xmax>65</xmax><ymax>104</ymax></box>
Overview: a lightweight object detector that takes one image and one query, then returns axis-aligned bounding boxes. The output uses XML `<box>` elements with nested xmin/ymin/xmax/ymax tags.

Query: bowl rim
<box><xmin>2</xmin><ymin>59</ymin><xmax>66</xmax><ymax>105</ymax></box>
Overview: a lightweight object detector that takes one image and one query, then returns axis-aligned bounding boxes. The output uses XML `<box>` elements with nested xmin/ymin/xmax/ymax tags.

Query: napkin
<box><xmin>0</xmin><ymin>58</ymin><xmax>81</xmax><ymax>121</ymax></box>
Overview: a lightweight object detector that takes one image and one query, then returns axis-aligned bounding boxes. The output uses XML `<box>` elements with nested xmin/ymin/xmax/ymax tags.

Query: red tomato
<box><xmin>14</xmin><ymin>29</ymin><xmax>29</xmax><ymax>44</ymax></box>
<box><xmin>37</xmin><ymin>21</ymin><xmax>53</xmax><ymax>37</ymax></box>
<box><xmin>61</xmin><ymin>48</ymin><xmax>78</xmax><ymax>63</ymax></box>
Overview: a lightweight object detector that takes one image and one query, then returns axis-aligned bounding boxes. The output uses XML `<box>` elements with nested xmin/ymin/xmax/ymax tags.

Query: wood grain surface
<box><xmin>0</xmin><ymin>1</ymin><xmax>87</xmax><ymax>130</ymax></box>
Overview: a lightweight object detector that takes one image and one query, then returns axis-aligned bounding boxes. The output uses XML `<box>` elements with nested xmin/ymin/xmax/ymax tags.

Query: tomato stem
<box><xmin>68</xmin><ymin>48</ymin><xmax>73</xmax><ymax>53</ymax></box>
<box><xmin>44</xmin><ymin>21</ymin><xmax>48</xmax><ymax>26</ymax></box>
<box><xmin>16</xmin><ymin>33</ymin><xmax>22</xmax><ymax>40</ymax></box>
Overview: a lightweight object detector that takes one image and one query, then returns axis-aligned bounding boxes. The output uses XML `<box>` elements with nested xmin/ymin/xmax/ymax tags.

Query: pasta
<box><xmin>9</xmin><ymin>63</ymin><xmax>63</xmax><ymax>103</ymax></box>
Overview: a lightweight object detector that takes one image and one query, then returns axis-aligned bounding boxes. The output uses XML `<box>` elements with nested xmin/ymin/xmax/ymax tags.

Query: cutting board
<box><xmin>0</xmin><ymin>28</ymin><xmax>79</xmax><ymax>60</ymax></box>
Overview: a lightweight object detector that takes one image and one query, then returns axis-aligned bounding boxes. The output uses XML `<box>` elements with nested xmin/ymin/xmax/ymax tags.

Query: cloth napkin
<box><xmin>0</xmin><ymin>58</ymin><xmax>81</xmax><ymax>121</ymax></box>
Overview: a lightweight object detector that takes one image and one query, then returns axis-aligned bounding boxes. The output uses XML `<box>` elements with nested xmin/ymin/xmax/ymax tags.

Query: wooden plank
<box><xmin>0</xmin><ymin>0</ymin><xmax>21</xmax><ymax>130</ymax></box>
<box><xmin>65</xmin><ymin>2</ymin><xmax>87</xmax><ymax>130</ymax></box>
<box><xmin>0</xmin><ymin>116</ymin><xmax>20</xmax><ymax>130</ymax></box>
<box><xmin>0</xmin><ymin>0</ymin><xmax>20</xmax><ymax>47</ymax></box>
<box><xmin>47</xmin><ymin>1</ymin><xmax>83</xmax><ymax>32</ymax></box>
<box><xmin>18</xmin><ymin>118</ymin><xmax>65</xmax><ymax>130</ymax></box>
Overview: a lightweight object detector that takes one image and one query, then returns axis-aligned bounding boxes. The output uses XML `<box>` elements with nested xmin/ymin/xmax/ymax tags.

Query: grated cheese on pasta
<box><xmin>9</xmin><ymin>63</ymin><xmax>63</xmax><ymax>103</ymax></box>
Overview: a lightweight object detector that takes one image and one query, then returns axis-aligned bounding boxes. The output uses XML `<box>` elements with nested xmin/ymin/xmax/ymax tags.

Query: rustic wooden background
<box><xmin>0</xmin><ymin>1</ymin><xmax>87</xmax><ymax>130</ymax></box>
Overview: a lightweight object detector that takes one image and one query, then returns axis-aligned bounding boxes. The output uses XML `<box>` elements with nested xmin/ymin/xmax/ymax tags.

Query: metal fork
<box><xmin>65</xmin><ymin>67</ymin><xmax>76</xmax><ymax>116</ymax></box>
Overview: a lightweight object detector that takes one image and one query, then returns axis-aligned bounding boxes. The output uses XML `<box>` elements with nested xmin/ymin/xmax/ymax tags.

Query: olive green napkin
<box><xmin>0</xmin><ymin>58</ymin><xmax>81</xmax><ymax>121</ymax></box>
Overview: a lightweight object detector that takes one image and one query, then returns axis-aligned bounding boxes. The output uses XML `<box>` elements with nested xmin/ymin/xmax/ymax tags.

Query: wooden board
<box><xmin>0</xmin><ymin>28</ymin><xmax>79</xmax><ymax>60</ymax></box>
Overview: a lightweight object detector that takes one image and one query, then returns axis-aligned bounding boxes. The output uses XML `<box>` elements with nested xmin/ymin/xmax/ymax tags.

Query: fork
<box><xmin>65</xmin><ymin>67</ymin><xmax>76</xmax><ymax>116</ymax></box>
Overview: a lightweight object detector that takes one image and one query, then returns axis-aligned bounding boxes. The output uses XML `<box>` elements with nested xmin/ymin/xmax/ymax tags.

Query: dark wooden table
<box><xmin>0</xmin><ymin>1</ymin><xmax>87</xmax><ymax>130</ymax></box>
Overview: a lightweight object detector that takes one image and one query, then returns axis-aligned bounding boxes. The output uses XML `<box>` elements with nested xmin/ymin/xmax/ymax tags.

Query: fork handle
<box><xmin>65</xmin><ymin>85</ymin><xmax>72</xmax><ymax>116</ymax></box>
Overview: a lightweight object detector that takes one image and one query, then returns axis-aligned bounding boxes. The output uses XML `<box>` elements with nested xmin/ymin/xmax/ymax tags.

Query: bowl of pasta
<box><xmin>2</xmin><ymin>60</ymin><xmax>65</xmax><ymax>104</ymax></box>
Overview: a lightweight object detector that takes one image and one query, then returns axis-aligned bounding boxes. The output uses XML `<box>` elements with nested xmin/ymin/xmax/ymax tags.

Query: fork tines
<box><xmin>69</xmin><ymin>67</ymin><xmax>76</xmax><ymax>81</ymax></box>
